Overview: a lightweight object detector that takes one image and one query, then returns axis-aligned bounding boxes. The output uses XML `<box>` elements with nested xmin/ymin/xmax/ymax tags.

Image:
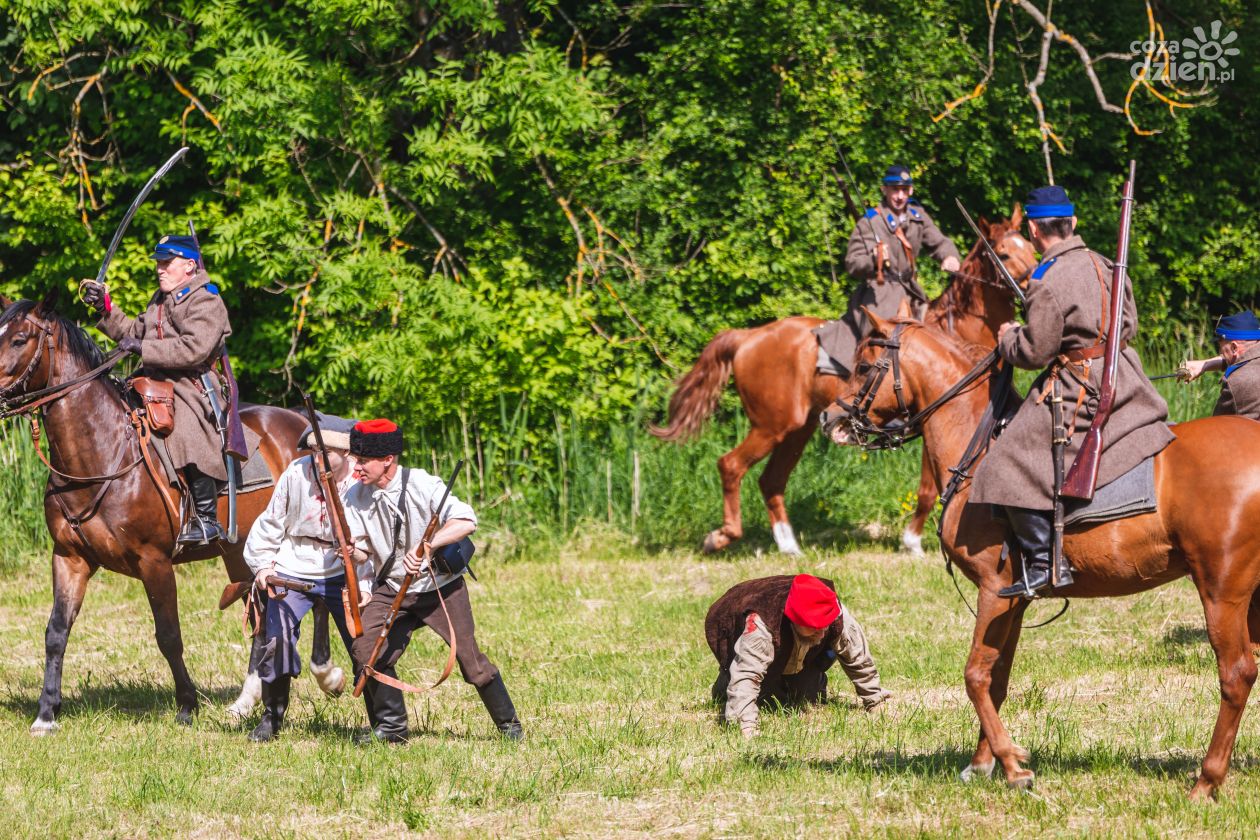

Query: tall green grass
<box><xmin>0</xmin><ymin>333</ymin><xmax>1226</xmax><ymax>567</ymax></box>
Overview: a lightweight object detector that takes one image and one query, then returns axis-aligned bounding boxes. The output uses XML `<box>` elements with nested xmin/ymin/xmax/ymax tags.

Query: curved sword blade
<box><xmin>94</xmin><ymin>146</ymin><xmax>190</xmax><ymax>286</ymax></box>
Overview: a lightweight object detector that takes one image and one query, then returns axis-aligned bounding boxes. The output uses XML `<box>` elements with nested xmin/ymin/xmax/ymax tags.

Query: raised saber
<box><xmin>93</xmin><ymin>147</ymin><xmax>189</xmax><ymax>288</ymax></box>
<box><xmin>954</xmin><ymin>197</ymin><xmax>1027</xmax><ymax>307</ymax></box>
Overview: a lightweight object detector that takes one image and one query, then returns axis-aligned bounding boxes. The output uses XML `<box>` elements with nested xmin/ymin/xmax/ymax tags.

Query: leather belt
<box><xmin>1064</xmin><ymin>340</ymin><xmax>1126</xmax><ymax>363</ymax></box>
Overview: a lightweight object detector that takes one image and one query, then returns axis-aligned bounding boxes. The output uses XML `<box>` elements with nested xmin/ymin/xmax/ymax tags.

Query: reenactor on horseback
<box><xmin>815</xmin><ymin>164</ymin><xmax>963</xmax><ymax>375</ymax></box>
<box><xmin>969</xmin><ymin>185</ymin><xmax>1175</xmax><ymax>598</ymax></box>
<box><xmin>83</xmin><ymin>235</ymin><xmax>233</xmax><ymax>544</ymax></box>
<box><xmin>1178</xmin><ymin>310</ymin><xmax>1260</xmax><ymax>418</ymax></box>
<box><xmin>705</xmin><ymin>574</ymin><xmax>890</xmax><ymax>738</ymax></box>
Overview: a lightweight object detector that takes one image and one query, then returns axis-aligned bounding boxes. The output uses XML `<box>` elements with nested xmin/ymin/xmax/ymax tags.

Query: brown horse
<box><xmin>0</xmin><ymin>297</ymin><xmax>315</xmax><ymax>732</ymax></box>
<box><xmin>651</xmin><ymin>208</ymin><xmax>1036</xmax><ymax>556</ymax></box>
<box><xmin>829</xmin><ymin>312</ymin><xmax>1260</xmax><ymax>799</ymax></box>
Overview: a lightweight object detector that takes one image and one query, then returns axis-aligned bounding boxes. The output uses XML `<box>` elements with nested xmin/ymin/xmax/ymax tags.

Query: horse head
<box><xmin>823</xmin><ymin>307</ymin><xmax>986</xmax><ymax>449</ymax></box>
<box><xmin>0</xmin><ymin>294</ymin><xmax>104</xmax><ymax>401</ymax></box>
<box><xmin>983</xmin><ymin>204</ymin><xmax>1038</xmax><ymax>294</ymax></box>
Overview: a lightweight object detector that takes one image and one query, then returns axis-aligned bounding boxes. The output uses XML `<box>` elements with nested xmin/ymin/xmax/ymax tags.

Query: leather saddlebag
<box><xmin>132</xmin><ymin>376</ymin><xmax>175</xmax><ymax>435</ymax></box>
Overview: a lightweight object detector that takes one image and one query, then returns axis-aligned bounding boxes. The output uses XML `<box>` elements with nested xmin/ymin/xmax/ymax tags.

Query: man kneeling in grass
<box><xmin>705</xmin><ymin>574</ymin><xmax>890</xmax><ymax>738</ymax></box>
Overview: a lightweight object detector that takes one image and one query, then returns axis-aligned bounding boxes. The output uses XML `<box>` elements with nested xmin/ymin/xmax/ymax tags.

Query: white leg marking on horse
<box><xmin>225</xmin><ymin>671</ymin><xmax>263</xmax><ymax>721</ymax></box>
<box><xmin>772</xmin><ymin>522</ymin><xmax>803</xmax><ymax>555</ymax></box>
<box><xmin>29</xmin><ymin>718</ymin><xmax>60</xmax><ymax>737</ymax></box>
<box><xmin>959</xmin><ymin>760</ymin><xmax>995</xmax><ymax>782</ymax></box>
<box><xmin>310</xmin><ymin>659</ymin><xmax>345</xmax><ymax>697</ymax></box>
<box><xmin>901</xmin><ymin>526</ymin><xmax>925</xmax><ymax>557</ymax></box>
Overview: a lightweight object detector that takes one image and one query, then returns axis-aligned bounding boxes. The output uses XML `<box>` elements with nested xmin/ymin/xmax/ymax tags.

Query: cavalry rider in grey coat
<box><xmin>814</xmin><ymin>164</ymin><xmax>962</xmax><ymax>375</ymax></box>
<box><xmin>706</xmin><ymin>574</ymin><xmax>890</xmax><ymax>738</ymax></box>
<box><xmin>1179</xmin><ymin>310</ymin><xmax>1260</xmax><ymax>418</ymax></box>
<box><xmin>241</xmin><ymin>413</ymin><xmax>370</xmax><ymax>742</ymax></box>
<box><xmin>345</xmin><ymin>419</ymin><xmax>523</xmax><ymax>744</ymax></box>
<box><xmin>970</xmin><ymin>186</ymin><xmax>1175</xmax><ymax>598</ymax></box>
<box><xmin>82</xmin><ymin>235</ymin><xmax>232</xmax><ymax>543</ymax></box>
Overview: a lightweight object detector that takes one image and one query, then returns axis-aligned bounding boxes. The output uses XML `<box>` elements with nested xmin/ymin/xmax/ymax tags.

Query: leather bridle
<box><xmin>0</xmin><ymin>317</ymin><xmax>127</xmax><ymax>420</ymax></box>
<box><xmin>823</xmin><ymin>323</ymin><xmax>1002</xmax><ymax>451</ymax></box>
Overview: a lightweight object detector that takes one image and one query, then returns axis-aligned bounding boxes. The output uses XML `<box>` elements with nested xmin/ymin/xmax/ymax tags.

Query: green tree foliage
<box><xmin>0</xmin><ymin>0</ymin><xmax>1254</xmax><ymax>453</ymax></box>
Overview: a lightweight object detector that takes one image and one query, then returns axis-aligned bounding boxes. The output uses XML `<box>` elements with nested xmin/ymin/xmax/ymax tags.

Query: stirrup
<box><xmin>178</xmin><ymin>515</ymin><xmax>224</xmax><ymax>545</ymax></box>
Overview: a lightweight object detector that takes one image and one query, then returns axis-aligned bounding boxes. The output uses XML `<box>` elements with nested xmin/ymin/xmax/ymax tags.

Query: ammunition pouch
<box><xmin>130</xmin><ymin>376</ymin><xmax>175</xmax><ymax>435</ymax></box>
<box><xmin>433</xmin><ymin>537</ymin><xmax>476</xmax><ymax>577</ymax></box>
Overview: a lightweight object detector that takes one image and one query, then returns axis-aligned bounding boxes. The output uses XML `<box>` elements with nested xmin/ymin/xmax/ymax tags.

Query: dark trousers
<box><xmin>257</xmin><ymin>575</ymin><xmax>354</xmax><ymax>683</ymax></box>
<box><xmin>351</xmin><ymin>577</ymin><xmax>498</xmax><ymax>736</ymax></box>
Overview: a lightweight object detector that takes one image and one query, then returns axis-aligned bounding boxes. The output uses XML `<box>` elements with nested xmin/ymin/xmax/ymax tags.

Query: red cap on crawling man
<box><xmin>783</xmin><ymin>573</ymin><xmax>841</xmax><ymax>629</ymax></box>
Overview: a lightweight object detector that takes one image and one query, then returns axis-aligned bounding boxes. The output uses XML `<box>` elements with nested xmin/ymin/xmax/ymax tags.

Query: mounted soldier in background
<box><xmin>1178</xmin><ymin>310</ymin><xmax>1260</xmax><ymax>419</ymax></box>
<box><xmin>815</xmin><ymin>163</ymin><xmax>963</xmax><ymax>375</ymax></box>
<box><xmin>82</xmin><ymin>234</ymin><xmax>234</xmax><ymax>544</ymax></box>
<box><xmin>969</xmin><ymin>184</ymin><xmax>1175</xmax><ymax>599</ymax></box>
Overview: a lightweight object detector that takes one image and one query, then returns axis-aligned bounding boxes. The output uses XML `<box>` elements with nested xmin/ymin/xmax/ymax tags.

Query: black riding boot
<box><xmin>997</xmin><ymin>506</ymin><xmax>1054</xmax><ymax>598</ymax></box>
<box><xmin>179</xmin><ymin>468</ymin><xmax>225</xmax><ymax>544</ymax></box>
<box><xmin>248</xmin><ymin>676</ymin><xmax>290</xmax><ymax>742</ymax></box>
<box><xmin>356</xmin><ymin>678</ymin><xmax>410</xmax><ymax>744</ymax></box>
<box><xmin>477</xmin><ymin>673</ymin><xmax>524</xmax><ymax>741</ymax></box>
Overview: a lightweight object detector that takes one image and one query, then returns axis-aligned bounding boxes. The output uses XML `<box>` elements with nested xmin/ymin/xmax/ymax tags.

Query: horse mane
<box><xmin>0</xmin><ymin>299</ymin><xmax>106</xmax><ymax>370</ymax></box>
<box><xmin>930</xmin><ymin>235</ymin><xmax>987</xmax><ymax>321</ymax></box>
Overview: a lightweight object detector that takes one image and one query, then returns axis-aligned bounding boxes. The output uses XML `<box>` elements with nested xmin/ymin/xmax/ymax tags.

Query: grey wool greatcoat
<box><xmin>1213</xmin><ymin>343</ymin><xmax>1260</xmax><ymax>419</ymax></box>
<box><xmin>814</xmin><ymin>201</ymin><xmax>961</xmax><ymax>374</ymax></box>
<box><xmin>98</xmin><ymin>270</ymin><xmax>232</xmax><ymax>480</ymax></box>
<box><xmin>970</xmin><ymin>235</ymin><xmax>1175</xmax><ymax>510</ymax></box>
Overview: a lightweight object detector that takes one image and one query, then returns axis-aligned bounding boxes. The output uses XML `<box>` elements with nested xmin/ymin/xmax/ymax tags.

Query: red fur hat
<box><xmin>783</xmin><ymin>574</ymin><xmax>840</xmax><ymax>629</ymax></box>
<box><xmin>350</xmin><ymin>418</ymin><xmax>404</xmax><ymax>458</ymax></box>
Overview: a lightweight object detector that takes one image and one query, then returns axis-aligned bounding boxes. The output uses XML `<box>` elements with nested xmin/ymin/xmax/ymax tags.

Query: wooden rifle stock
<box><xmin>1060</xmin><ymin>160</ymin><xmax>1138</xmax><ymax>501</ymax></box>
<box><xmin>300</xmin><ymin>392</ymin><xmax>364</xmax><ymax>637</ymax></box>
<box><xmin>353</xmin><ymin>459</ymin><xmax>465</xmax><ymax>698</ymax></box>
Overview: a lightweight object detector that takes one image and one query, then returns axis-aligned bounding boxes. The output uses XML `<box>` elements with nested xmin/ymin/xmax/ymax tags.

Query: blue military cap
<box><xmin>1216</xmin><ymin>310</ymin><xmax>1260</xmax><ymax>341</ymax></box>
<box><xmin>150</xmin><ymin>235</ymin><xmax>200</xmax><ymax>262</ymax></box>
<box><xmin>1025</xmin><ymin>185</ymin><xmax>1075</xmax><ymax>219</ymax></box>
<box><xmin>882</xmin><ymin>164</ymin><xmax>913</xmax><ymax>186</ymax></box>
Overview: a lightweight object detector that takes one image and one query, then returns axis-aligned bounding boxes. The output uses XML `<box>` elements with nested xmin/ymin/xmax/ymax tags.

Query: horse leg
<box><xmin>31</xmin><ymin>552</ymin><xmax>95</xmax><ymax>735</ymax></box>
<box><xmin>901</xmin><ymin>450</ymin><xmax>936</xmax><ymax>557</ymax></box>
<box><xmin>962</xmin><ymin>591</ymin><xmax>1033</xmax><ymax>788</ymax></box>
<box><xmin>757</xmin><ymin>423</ymin><xmax>814</xmax><ymax>556</ymax></box>
<box><xmin>225</xmin><ymin>631</ymin><xmax>266</xmax><ymax>722</ymax></box>
<box><xmin>961</xmin><ymin>598</ymin><xmax>1029</xmax><ymax>781</ymax></box>
<box><xmin>307</xmin><ymin>598</ymin><xmax>345</xmax><ymax>697</ymax></box>
<box><xmin>705</xmin><ymin>427</ymin><xmax>778</xmax><ymax>553</ymax></box>
<box><xmin>136</xmin><ymin>556</ymin><xmax>199</xmax><ymax>724</ymax></box>
<box><xmin>1190</xmin><ymin>594</ymin><xmax>1257</xmax><ymax>801</ymax></box>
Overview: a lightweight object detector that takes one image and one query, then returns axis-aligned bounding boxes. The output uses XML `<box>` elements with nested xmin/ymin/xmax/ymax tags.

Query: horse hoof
<box><xmin>959</xmin><ymin>760</ymin><xmax>995</xmax><ymax>782</ymax></box>
<box><xmin>702</xmin><ymin>531</ymin><xmax>730</xmax><ymax>554</ymax></box>
<box><xmin>29</xmin><ymin>719</ymin><xmax>60</xmax><ymax>737</ymax></box>
<box><xmin>1006</xmin><ymin>769</ymin><xmax>1035</xmax><ymax>790</ymax></box>
<box><xmin>1189</xmin><ymin>780</ymin><xmax>1218</xmax><ymax>803</ymax></box>
<box><xmin>311</xmin><ymin>662</ymin><xmax>346</xmax><ymax>698</ymax></box>
<box><xmin>175</xmin><ymin>708</ymin><xmax>195</xmax><ymax>726</ymax></box>
<box><xmin>900</xmin><ymin>527</ymin><xmax>925</xmax><ymax>557</ymax></box>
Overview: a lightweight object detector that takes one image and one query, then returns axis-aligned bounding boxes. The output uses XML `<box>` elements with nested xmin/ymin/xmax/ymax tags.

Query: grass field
<box><xmin>2</xmin><ymin>536</ymin><xmax>1260</xmax><ymax>839</ymax></box>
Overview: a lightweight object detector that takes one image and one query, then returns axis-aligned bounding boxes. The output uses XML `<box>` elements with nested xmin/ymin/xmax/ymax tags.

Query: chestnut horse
<box><xmin>651</xmin><ymin>208</ymin><xmax>1036</xmax><ymax>556</ymax></box>
<box><xmin>0</xmin><ymin>298</ymin><xmax>330</xmax><ymax>732</ymax></box>
<box><xmin>829</xmin><ymin>312</ymin><xmax>1260</xmax><ymax>799</ymax></box>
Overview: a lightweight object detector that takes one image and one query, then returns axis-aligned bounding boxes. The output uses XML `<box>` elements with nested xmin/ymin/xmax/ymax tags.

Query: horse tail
<box><xmin>649</xmin><ymin>328</ymin><xmax>749</xmax><ymax>441</ymax></box>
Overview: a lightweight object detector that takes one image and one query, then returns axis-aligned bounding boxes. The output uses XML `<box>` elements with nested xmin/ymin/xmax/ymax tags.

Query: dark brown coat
<box><xmin>970</xmin><ymin>235</ymin><xmax>1175</xmax><ymax>509</ymax></box>
<box><xmin>816</xmin><ymin>201</ymin><xmax>961</xmax><ymax>372</ymax></box>
<box><xmin>705</xmin><ymin>575</ymin><xmax>841</xmax><ymax>704</ymax></box>
<box><xmin>98</xmin><ymin>271</ymin><xmax>232</xmax><ymax>479</ymax></box>
<box><xmin>1213</xmin><ymin>343</ymin><xmax>1260</xmax><ymax>419</ymax></box>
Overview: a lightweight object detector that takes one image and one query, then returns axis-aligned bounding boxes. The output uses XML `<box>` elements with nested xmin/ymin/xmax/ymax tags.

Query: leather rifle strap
<box><xmin>362</xmin><ymin>568</ymin><xmax>458</xmax><ymax>694</ymax></box>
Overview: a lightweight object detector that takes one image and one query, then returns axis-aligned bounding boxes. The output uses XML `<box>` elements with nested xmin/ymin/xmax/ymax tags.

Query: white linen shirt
<box><xmin>344</xmin><ymin>466</ymin><xmax>477</xmax><ymax>594</ymax></box>
<box><xmin>244</xmin><ymin>455</ymin><xmax>364</xmax><ymax>581</ymax></box>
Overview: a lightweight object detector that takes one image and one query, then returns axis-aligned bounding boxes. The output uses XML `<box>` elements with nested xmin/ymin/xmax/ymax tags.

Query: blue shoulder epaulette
<box><xmin>1030</xmin><ymin>257</ymin><xmax>1058</xmax><ymax>281</ymax></box>
<box><xmin>205</xmin><ymin>283</ymin><xmax>220</xmax><ymax>295</ymax></box>
<box><xmin>864</xmin><ymin>207</ymin><xmax>878</xmax><ymax>219</ymax></box>
<box><xmin>1225</xmin><ymin>359</ymin><xmax>1255</xmax><ymax>380</ymax></box>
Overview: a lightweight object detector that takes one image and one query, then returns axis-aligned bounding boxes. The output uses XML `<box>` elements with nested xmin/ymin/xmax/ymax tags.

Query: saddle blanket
<box><xmin>151</xmin><ymin>424</ymin><xmax>274</xmax><ymax>493</ymax></box>
<box><xmin>1064</xmin><ymin>455</ymin><xmax>1156</xmax><ymax>527</ymax></box>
